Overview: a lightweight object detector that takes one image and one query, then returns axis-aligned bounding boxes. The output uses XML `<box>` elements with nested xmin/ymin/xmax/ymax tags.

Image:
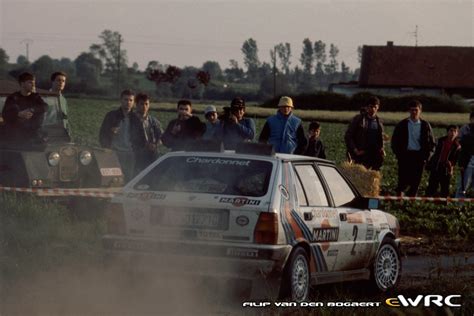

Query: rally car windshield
<box><xmin>134</xmin><ymin>156</ymin><xmax>273</xmax><ymax>197</ymax></box>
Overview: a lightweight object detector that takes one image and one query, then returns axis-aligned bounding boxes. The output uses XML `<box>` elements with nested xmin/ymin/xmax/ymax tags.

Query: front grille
<box><xmin>59</xmin><ymin>146</ymin><xmax>79</xmax><ymax>182</ymax></box>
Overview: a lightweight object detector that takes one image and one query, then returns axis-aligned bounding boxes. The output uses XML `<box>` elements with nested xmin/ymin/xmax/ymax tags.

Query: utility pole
<box><xmin>117</xmin><ymin>34</ymin><xmax>122</xmax><ymax>95</ymax></box>
<box><xmin>20</xmin><ymin>39</ymin><xmax>33</xmax><ymax>62</ymax></box>
<box><xmin>273</xmin><ymin>46</ymin><xmax>277</xmax><ymax>98</ymax></box>
<box><xmin>409</xmin><ymin>25</ymin><xmax>419</xmax><ymax>47</ymax></box>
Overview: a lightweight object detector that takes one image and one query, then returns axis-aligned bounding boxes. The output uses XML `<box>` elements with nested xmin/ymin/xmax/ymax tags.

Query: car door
<box><xmin>317</xmin><ymin>164</ymin><xmax>374</xmax><ymax>270</ymax></box>
<box><xmin>291</xmin><ymin>163</ymin><xmax>340</xmax><ymax>273</ymax></box>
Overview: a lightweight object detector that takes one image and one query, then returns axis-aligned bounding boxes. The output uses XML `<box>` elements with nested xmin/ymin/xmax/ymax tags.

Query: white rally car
<box><xmin>103</xmin><ymin>143</ymin><xmax>401</xmax><ymax>301</ymax></box>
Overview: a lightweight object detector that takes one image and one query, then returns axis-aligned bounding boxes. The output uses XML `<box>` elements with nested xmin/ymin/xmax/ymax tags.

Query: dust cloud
<box><xmin>1</xmin><ymin>256</ymin><xmax>254</xmax><ymax>316</ymax></box>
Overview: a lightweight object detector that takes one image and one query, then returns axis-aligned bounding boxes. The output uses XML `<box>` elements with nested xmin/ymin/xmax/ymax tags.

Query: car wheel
<box><xmin>371</xmin><ymin>238</ymin><xmax>401</xmax><ymax>292</ymax></box>
<box><xmin>280</xmin><ymin>247</ymin><xmax>310</xmax><ymax>302</ymax></box>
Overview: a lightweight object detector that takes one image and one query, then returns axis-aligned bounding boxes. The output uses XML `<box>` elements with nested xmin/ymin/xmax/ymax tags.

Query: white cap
<box><xmin>204</xmin><ymin>105</ymin><xmax>217</xmax><ymax>115</ymax></box>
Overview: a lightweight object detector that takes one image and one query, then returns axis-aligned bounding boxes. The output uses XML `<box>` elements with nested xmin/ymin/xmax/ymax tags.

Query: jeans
<box><xmin>455</xmin><ymin>156</ymin><xmax>474</xmax><ymax>198</ymax></box>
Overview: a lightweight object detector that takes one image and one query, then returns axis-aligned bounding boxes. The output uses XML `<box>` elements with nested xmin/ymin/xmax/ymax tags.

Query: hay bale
<box><xmin>339</xmin><ymin>161</ymin><xmax>381</xmax><ymax>197</ymax></box>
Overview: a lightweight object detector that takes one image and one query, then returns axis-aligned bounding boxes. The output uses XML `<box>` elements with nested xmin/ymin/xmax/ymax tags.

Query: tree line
<box><xmin>0</xmin><ymin>30</ymin><xmax>361</xmax><ymax>101</ymax></box>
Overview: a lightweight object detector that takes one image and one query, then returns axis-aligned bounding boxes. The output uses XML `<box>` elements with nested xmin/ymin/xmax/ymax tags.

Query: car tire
<box><xmin>280</xmin><ymin>247</ymin><xmax>310</xmax><ymax>302</ymax></box>
<box><xmin>370</xmin><ymin>237</ymin><xmax>401</xmax><ymax>292</ymax></box>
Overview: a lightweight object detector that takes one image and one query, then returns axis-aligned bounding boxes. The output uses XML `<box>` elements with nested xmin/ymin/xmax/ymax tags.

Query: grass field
<box><xmin>68</xmin><ymin>98</ymin><xmax>455</xmax><ymax>195</ymax></box>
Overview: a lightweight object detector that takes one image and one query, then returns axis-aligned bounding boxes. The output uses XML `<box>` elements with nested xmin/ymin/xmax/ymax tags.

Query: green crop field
<box><xmin>68</xmin><ymin>97</ymin><xmax>453</xmax><ymax>195</ymax></box>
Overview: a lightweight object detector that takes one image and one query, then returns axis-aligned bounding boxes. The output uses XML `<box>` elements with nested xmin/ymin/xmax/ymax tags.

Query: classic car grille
<box><xmin>59</xmin><ymin>146</ymin><xmax>79</xmax><ymax>182</ymax></box>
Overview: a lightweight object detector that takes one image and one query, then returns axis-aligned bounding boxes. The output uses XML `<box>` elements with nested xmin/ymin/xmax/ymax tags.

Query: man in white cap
<box><xmin>202</xmin><ymin>105</ymin><xmax>220</xmax><ymax>140</ymax></box>
<box><xmin>259</xmin><ymin>96</ymin><xmax>307</xmax><ymax>154</ymax></box>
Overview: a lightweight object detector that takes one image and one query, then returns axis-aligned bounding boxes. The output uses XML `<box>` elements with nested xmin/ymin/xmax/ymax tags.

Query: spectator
<box><xmin>304</xmin><ymin>121</ymin><xmax>326</xmax><ymax>159</ymax></box>
<box><xmin>216</xmin><ymin>97</ymin><xmax>255</xmax><ymax>150</ymax></box>
<box><xmin>259</xmin><ymin>96</ymin><xmax>307</xmax><ymax>154</ymax></box>
<box><xmin>202</xmin><ymin>105</ymin><xmax>220</xmax><ymax>140</ymax></box>
<box><xmin>2</xmin><ymin>72</ymin><xmax>48</xmax><ymax>143</ymax></box>
<box><xmin>50</xmin><ymin>71</ymin><xmax>70</xmax><ymax>135</ymax></box>
<box><xmin>133</xmin><ymin>93</ymin><xmax>163</xmax><ymax>173</ymax></box>
<box><xmin>344</xmin><ymin>96</ymin><xmax>385</xmax><ymax>170</ymax></box>
<box><xmin>99</xmin><ymin>89</ymin><xmax>139</xmax><ymax>182</ymax></box>
<box><xmin>391</xmin><ymin>100</ymin><xmax>435</xmax><ymax>196</ymax></box>
<box><xmin>425</xmin><ymin>125</ymin><xmax>460</xmax><ymax>197</ymax></box>
<box><xmin>455</xmin><ymin>111</ymin><xmax>474</xmax><ymax>198</ymax></box>
<box><xmin>161</xmin><ymin>99</ymin><xmax>205</xmax><ymax>150</ymax></box>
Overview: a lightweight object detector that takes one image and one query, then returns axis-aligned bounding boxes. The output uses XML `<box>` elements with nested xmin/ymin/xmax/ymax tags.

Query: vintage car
<box><xmin>103</xmin><ymin>143</ymin><xmax>401</xmax><ymax>301</ymax></box>
<box><xmin>0</xmin><ymin>80</ymin><xmax>123</xmax><ymax>190</ymax></box>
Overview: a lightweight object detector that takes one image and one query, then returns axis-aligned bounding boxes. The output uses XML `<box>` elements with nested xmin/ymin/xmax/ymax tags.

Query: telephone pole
<box><xmin>273</xmin><ymin>46</ymin><xmax>277</xmax><ymax>98</ymax></box>
<box><xmin>117</xmin><ymin>34</ymin><xmax>122</xmax><ymax>95</ymax></box>
<box><xmin>20</xmin><ymin>39</ymin><xmax>33</xmax><ymax>62</ymax></box>
<box><xmin>409</xmin><ymin>25</ymin><xmax>419</xmax><ymax>47</ymax></box>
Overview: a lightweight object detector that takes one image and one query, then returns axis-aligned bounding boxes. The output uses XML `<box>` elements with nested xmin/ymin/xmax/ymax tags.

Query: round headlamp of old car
<box><xmin>48</xmin><ymin>152</ymin><xmax>60</xmax><ymax>166</ymax></box>
<box><xmin>79</xmin><ymin>151</ymin><xmax>93</xmax><ymax>165</ymax></box>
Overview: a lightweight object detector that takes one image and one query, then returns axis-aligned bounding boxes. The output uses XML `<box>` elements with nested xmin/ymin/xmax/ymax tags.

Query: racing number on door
<box><xmin>350</xmin><ymin>225</ymin><xmax>358</xmax><ymax>255</ymax></box>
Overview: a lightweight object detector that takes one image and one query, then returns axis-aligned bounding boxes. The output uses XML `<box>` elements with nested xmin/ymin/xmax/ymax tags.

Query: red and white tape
<box><xmin>377</xmin><ymin>195</ymin><xmax>474</xmax><ymax>203</ymax></box>
<box><xmin>0</xmin><ymin>185</ymin><xmax>472</xmax><ymax>203</ymax></box>
<box><xmin>0</xmin><ymin>186</ymin><xmax>122</xmax><ymax>198</ymax></box>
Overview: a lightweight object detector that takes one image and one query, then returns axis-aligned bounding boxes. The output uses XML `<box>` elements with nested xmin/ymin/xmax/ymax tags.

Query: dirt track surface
<box><xmin>2</xmin><ymin>252</ymin><xmax>473</xmax><ymax>316</ymax></box>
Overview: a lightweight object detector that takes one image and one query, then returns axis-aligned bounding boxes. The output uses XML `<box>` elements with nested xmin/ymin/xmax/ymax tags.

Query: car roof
<box><xmin>167</xmin><ymin>150</ymin><xmax>335</xmax><ymax>165</ymax></box>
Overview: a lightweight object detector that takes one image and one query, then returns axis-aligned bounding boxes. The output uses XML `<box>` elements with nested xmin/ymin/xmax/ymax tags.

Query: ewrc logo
<box><xmin>386</xmin><ymin>295</ymin><xmax>461</xmax><ymax>307</ymax></box>
<box><xmin>219</xmin><ymin>197</ymin><xmax>261</xmax><ymax>207</ymax></box>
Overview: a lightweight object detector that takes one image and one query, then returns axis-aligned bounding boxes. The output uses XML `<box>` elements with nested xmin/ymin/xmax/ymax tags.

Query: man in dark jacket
<box><xmin>2</xmin><ymin>72</ymin><xmax>48</xmax><ymax>143</ymax></box>
<box><xmin>161</xmin><ymin>99</ymin><xmax>205</xmax><ymax>150</ymax></box>
<box><xmin>344</xmin><ymin>96</ymin><xmax>385</xmax><ymax>170</ymax></box>
<box><xmin>425</xmin><ymin>125</ymin><xmax>460</xmax><ymax>197</ymax></box>
<box><xmin>455</xmin><ymin>111</ymin><xmax>474</xmax><ymax>198</ymax></box>
<box><xmin>259</xmin><ymin>96</ymin><xmax>307</xmax><ymax>154</ymax></box>
<box><xmin>216</xmin><ymin>97</ymin><xmax>256</xmax><ymax>150</ymax></box>
<box><xmin>391</xmin><ymin>100</ymin><xmax>435</xmax><ymax>196</ymax></box>
<box><xmin>133</xmin><ymin>93</ymin><xmax>163</xmax><ymax>173</ymax></box>
<box><xmin>99</xmin><ymin>89</ymin><xmax>140</xmax><ymax>182</ymax></box>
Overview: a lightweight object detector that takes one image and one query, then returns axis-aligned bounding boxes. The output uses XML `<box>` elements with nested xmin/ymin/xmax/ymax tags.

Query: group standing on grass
<box><xmin>1</xmin><ymin>71</ymin><xmax>472</xmax><ymax>198</ymax></box>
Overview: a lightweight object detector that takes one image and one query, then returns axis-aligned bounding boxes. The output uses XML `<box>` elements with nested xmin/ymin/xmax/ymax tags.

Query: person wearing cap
<box><xmin>202</xmin><ymin>105</ymin><xmax>220</xmax><ymax>140</ymax></box>
<box><xmin>216</xmin><ymin>97</ymin><xmax>256</xmax><ymax>149</ymax></box>
<box><xmin>258</xmin><ymin>96</ymin><xmax>307</xmax><ymax>154</ymax></box>
<box><xmin>2</xmin><ymin>72</ymin><xmax>48</xmax><ymax>143</ymax></box>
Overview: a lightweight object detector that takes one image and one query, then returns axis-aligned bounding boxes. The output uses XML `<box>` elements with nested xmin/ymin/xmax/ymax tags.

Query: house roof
<box><xmin>359</xmin><ymin>44</ymin><xmax>474</xmax><ymax>89</ymax></box>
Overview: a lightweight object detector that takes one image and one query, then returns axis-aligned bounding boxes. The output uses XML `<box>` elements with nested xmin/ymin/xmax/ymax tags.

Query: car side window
<box><xmin>294</xmin><ymin>173</ymin><xmax>308</xmax><ymax>206</ymax></box>
<box><xmin>294</xmin><ymin>164</ymin><xmax>329</xmax><ymax>207</ymax></box>
<box><xmin>318</xmin><ymin>165</ymin><xmax>356</xmax><ymax>207</ymax></box>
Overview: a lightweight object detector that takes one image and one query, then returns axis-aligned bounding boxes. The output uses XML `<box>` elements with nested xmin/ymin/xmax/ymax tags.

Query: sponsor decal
<box><xmin>219</xmin><ymin>197</ymin><xmax>260</xmax><ymax>207</ymax></box>
<box><xmin>312</xmin><ymin>227</ymin><xmax>339</xmax><ymax>242</ymax></box>
<box><xmin>131</xmin><ymin>208</ymin><xmax>144</xmax><ymax>220</ymax></box>
<box><xmin>226</xmin><ymin>248</ymin><xmax>258</xmax><ymax>258</ymax></box>
<box><xmin>279</xmin><ymin>185</ymin><xmax>289</xmax><ymax>200</ymax></box>
<box><xmin>327</xmin><ymin>249</ymin><xmax>338</xmax><ymax>257</ymax></box>
<box><xmin>312</xmin><ymin>209</ymin><xmax>338</xmax><ymax>219</ymax></box>
<box><xmin>186</xmin><ymin>157</ymin><xmax>251</xmax><ymax>166</ymax></box>
<box><xmin>236</xmin><ymin>215</ymin><xmax>249</xmax><ymax>226</ymax></box>
<box><xmin>126</xmin><ymin>192</ymin><xmax>166</xmax><ymax>201</ymax></box>
<box><xmin>385</xmin><ymin>295</ymin><xmax>461</xmax><ymax>307</ymax></box>
<box><xmin>347</xmin><ymin>212</ymin><xmax>364</xmax><ymax>224</ymax></box>
<box><xmin>366</xmin><ymin>223</ymin><xmax>375</xmax><ymax>240</ymax></box>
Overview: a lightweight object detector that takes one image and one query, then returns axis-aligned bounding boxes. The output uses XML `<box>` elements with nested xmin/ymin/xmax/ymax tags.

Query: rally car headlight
<box><xmin>80</xmin><ymin>151</ymin><xmax>93</xmax><ymax>166</ymax></box>
<box><xmin>48</xmin><ymin>152</ymin><xmax>60</xmax><ymax>166</ymax></box>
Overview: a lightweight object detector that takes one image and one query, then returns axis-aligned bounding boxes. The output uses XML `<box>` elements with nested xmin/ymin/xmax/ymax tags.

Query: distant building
<box><xmin>330</xmin><ymin>42</ymin><xmax>474</xmax><ymax>98</ymax></box>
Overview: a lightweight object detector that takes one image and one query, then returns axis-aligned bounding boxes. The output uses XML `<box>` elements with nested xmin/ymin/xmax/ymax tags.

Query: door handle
<box><xmin>303</xmin><ymin>212</ymin><xmax>313</xmax><ymax>221</ymax></box>
<box><xmin>339</xmin><ymin>213</ymin><xmax>347</xmax><ymax>221</ymax></box>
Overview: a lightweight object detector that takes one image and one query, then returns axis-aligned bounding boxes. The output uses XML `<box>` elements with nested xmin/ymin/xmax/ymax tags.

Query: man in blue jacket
<box><xmin>259</xmin><ymin>96</ymin><xmax>307</xmax><ymax>154</ymax></box>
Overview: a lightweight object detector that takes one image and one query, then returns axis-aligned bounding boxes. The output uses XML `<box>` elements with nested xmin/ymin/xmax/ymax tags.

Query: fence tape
<box><xmin>0</xmin><ymin>186</ymin><xmax>122</xmax><ymax>198</ymax></box>
<box><xmin>0</xmin><ymin>186</ymin><xmax>472</xmax><ymax>203</ymax></box>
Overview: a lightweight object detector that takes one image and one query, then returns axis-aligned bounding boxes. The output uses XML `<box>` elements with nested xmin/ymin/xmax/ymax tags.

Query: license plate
<box><xmin>100</xmin><ymin>167</ymin><xmax>123</xmax><ymax>176</ymax></box>
<box><xmin>151</xmin><ymin>208</ymin><xmax>228</xmax><ymax>230</ymax></box>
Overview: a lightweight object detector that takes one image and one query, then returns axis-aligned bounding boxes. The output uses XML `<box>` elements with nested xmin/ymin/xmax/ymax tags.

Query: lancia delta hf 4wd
<box><xmin>103</xmin><ymin>143</ymin><xmax>401</xmax><ymax>301</ymax></box>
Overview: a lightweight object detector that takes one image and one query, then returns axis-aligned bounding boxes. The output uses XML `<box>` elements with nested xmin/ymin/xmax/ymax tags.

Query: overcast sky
<box><xmin>0</xmin><ymin>0</ymin><xmax>472</xmax><ymax>72</ymax></box>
